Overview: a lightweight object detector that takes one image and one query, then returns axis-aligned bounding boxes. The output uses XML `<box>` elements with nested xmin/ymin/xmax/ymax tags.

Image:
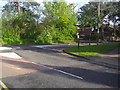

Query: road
<box><xmin>1</xmin><ymin>45</ymin><xmax>119</xmax><ymax>88</ymax></box>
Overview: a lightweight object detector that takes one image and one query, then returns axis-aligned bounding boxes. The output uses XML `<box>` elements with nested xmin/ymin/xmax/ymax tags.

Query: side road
<box><xmin>2</xmin><ymin>42</ymin><xmax>120</xmax><ymax>70</ymax></box>
<box><xmin>3</xmin><ymin>42</ymin><xmax>119</xmax><ymax>70</ymax></box>
<box><xmin>28</xmin><ymin>42</ymin><xmax>119</xmax><ymax>70</ymax></box>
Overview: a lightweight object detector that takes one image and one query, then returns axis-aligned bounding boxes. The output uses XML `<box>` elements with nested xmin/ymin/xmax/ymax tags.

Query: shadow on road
<box><xmin>2</xmin><ymin>58</ymin><xmax>119</xmax><ymax>88</ymax></box>
<box><xmin>41</xmin><ymin>65</ymin><xmax>119</xmax><ymax>88</ymax></box>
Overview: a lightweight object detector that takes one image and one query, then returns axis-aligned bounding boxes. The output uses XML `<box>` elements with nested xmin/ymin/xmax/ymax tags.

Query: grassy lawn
<box><xmin>64</xmin><ymin>43</ymin><xmax>119</xmax><ymax>56</ymax></box>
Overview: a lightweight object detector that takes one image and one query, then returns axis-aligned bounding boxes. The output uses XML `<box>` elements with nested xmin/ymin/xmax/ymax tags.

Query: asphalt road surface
<box><xmin>1</xmin><ymin>45</ymin><xmax>119</xmax><ymax>88</ymax></box>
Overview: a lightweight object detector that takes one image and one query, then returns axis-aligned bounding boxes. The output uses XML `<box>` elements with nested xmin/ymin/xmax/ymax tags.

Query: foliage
<box><xmin>1</xmin><ymin>1</ymin><xmax>77</xmax><ymax>45</ymax></box>
<box><xmin>42</xmin><ymin>1</ymin><xmax>77</xmax><ymax>43</ymax></box>
<box><xmin>64</xmin><ymin>43</ymin><xmax>119</xmax><ymax>56</ymax></box>
<box><xmin>2</xmin><ymin>0</ymin><xmax>119</xmax><ymax>45</ymax></box>
<box><xmin>2</xmin><ymin>1</ymin><xmax>41</xmax><ymax>20</ymax></box>
<box><xmin>77</xmin><ymin>1</ymin><xmax>120</xmax><ymax>28</ymax></box>
<box><xmin>77</xmin><ymin>1</ymin><xmax>120</xmax><ymax>42</ymax></box>
<box><xmin>107</xmin><ymin>1</ymin><xmax>120</xmax><ymax>24</ymax></box>
<box><xmin>2</xmin><ymin>10</ymin><xmax>38</xmax><ymax>44</ymax></box>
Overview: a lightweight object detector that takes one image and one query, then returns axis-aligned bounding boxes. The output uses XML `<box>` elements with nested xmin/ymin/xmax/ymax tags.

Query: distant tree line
<box><xmin>1</xmin><ymin>0</ymin><xmax>120</xmax><ymax>45</ymax></box>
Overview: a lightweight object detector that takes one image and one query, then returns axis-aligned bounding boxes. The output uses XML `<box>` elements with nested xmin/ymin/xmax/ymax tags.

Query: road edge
<box><xmin>63</xmin><ymin>50</ymin><xmax>120</xmax><ymax>70</ymax></box>
<box><xmin>0</xmin><ymin>81</ymin><xmax>9</xmax><ymax>90</ymax></box>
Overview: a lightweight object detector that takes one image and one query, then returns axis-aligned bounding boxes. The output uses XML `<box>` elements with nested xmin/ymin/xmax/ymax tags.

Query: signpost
<box><xmin>76</xmin><ymin>32</ymin><xmax>80</xmax><ymax>49</ymax></box>
<box><xmin>76</xmin><ymin>32</ymin><xmax>83</xmax><ymax>49</ymax></box>
<box><xmin>76</xmin><ymin>23</ymin><xmax>83</xmax><ymax>49</ymax></box>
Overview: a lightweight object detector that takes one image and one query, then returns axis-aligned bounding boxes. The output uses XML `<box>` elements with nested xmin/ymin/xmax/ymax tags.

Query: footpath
<box><xmin>85</xmin><ymin>47</ymin><xmax>119</xmax><ymax>69</ymax></box>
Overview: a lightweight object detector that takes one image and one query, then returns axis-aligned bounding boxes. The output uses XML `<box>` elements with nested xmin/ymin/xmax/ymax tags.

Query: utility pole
<box><xmin>18</xmin><ymin>0</ymin><xmax>20</xmax><ymax>15</ymax></box>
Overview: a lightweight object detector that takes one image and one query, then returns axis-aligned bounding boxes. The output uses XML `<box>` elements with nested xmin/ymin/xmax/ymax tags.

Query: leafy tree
<box><xmin>2</xmin><ymin>1</ymin><xmax>41</xmax><ymax>22</ymax></box>
<box><xmin>2</xmin><ymin>0</ymin><xmax>77</xmax><ymax>44</ymax></box>
<box><xmin>42</xmin><ymin>0</ymin><xmax>77</xmax><ymax>42</ymax></box>
<box><xmin>77</xmin><ymin>1</ymin><xmax>120</xmax><ymax>42</ymax></box>
<box><xmin>2</xmin><ymin>1</ymin><xmax>42</xmax><ymax>44</ymax></box>
<box><xmin>77</xmin><ymin>2</ymin><xmax>101</xmax><ymax>44</ymax></box>
<box><xmin>107</xmin><ymin>1</ymin><xmax>120</xmax><ymax>40</ymax></box>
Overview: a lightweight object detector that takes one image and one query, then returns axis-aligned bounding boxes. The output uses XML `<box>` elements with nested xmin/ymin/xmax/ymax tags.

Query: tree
<box><xmin>77</xmin><ymin>2</ymin><xmax>100</xmax><ymax>44</ymax></box>
<box><xmin>18</xmin><ymin>0</ymin><xmax>20</xmax><ymax>15</ymax></box>
<box><xmin>2</xmin><ymin>0</ymin><xmax>77</xmax><ymax>44</ymax></box>
<box><xmin>2</xmin><ymin>1</ymin><xmax>42</xmax><ymax>44</ymax></box>
<box><xmin>107</xmin><ymin>1</ymin><xmax>120</xmax><ymax>40</ymax></box>
<box><xmin>77</xmin><ymin>0</ymin><xmax>120</xmax><ymax>42</ymax></box>
<box><xmin>41</xmin><ymin>0</ymin><xmax>77</xmax><ymax>42</ymax></box>
<box><xmin>2</xmin><ymin>1</ymin><xmax>41</xmax><ymax>22</ymax></box>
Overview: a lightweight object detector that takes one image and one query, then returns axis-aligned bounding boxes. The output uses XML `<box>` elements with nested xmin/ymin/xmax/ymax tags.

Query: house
<box><xmin>76</xmin><ymin>23</ymin><xmax>120</xmax><ymax>41</ymax></box>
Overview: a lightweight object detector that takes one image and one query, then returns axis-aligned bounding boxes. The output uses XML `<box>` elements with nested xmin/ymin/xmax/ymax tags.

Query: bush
<box><xmin>2</xmin><ymin>26</ymin><xmax>22</xmax><ymax>45</ymax></box>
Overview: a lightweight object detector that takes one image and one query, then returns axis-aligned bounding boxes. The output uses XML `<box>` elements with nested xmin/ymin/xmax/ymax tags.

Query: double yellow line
<box><xmin>0</xmin><ymin>80</ymin><xmax>9</xmax><ymax>90</ymax></box>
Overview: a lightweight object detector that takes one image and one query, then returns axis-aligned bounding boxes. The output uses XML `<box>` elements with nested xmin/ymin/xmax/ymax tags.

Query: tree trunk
<box><xmin>97</xmin><ymin>28</ymin><xmax>100</xmax><ymax>45</ymax></box>
<box><xmin>102</xmin><ymin>27</ymin><xmax>104</xmax><ymax>42</ymax></box>
<box><xmin>97</xmin><ymin>0</ymin><xmax>100</xmax><ymax>45</ymax></box>
<box><xmin>18</xmin><ymin>0</ymin><xmax>20</xmax><ymax>15</ymax></box>
<box><xmin>113</xmin><ymin>22</ymin><xmax>116</xmax><ymax>41</ymax></box>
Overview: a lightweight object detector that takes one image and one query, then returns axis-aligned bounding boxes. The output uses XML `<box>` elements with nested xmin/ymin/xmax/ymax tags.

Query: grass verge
<box><xmin>64</xmin><ymin>43</ymin><xmax>119</xmax><ymax>56</ymax></box>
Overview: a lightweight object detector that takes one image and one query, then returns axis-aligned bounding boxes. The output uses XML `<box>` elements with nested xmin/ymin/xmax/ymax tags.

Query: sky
<box><xmin>35</xmin><ymin>0</ymin><xmax>89</xmax><ymax>12</ymax></box>
<box><xmin>0</xmin><ymin>0</ymin><xmax>89</xmax><ymax>9</ymax></box>
<box><xmin>0</xmin><ymin>0</ymin><xmax>89</xmax><ymax>16</ymax></box>
<box><xmin>0</xmin><ymin>0</ymin><xmax>119</xmax><ymax>10</ymax></box>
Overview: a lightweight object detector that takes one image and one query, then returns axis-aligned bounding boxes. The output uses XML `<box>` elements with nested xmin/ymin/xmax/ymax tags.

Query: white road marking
<box><xmin>17</xmin><ymin>68</ymin><xmax>21</xmax><ymax>70</ymax></box>
<box><xmin>43</xmin><ymin>48</ymin><xmax>62</xmax><ymax>52</ymax></box>
<box><xmin>33</xmin><ymin>45</ymin><xmax>63</xmax><ymax>52</ymax></box>
<box><xmin>0</xmin><ymin>52</ymin><xmax>22</xmax><ymax>59</ymax></box>
<box><xmin>32</xmin><ymin>44</ymin><xmax>77</xmax><ymax>48</ymax></box>
<box><xmin>0</xmin><ymin>47</ymin><xmax>12</xmax><ymax>51</ymax></box>
<box><xmin>16</xmin><ymin>47</ymin><xmax>21</xmax><ymax>49</ymax></box>
<box><xmin>32</xmin><ymin>62</ymin><xmax>83</xmax><ymax>80</ymax></box>
<box><xmin>33</xmin><ymin>45</ymin><xmax>63</xmax><ymax>48</ymax></box>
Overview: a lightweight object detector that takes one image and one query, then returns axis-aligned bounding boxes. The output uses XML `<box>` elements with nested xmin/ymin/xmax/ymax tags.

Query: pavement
<box><xmin>85</xmin><ymin>47</ymin><xmax>120</xmax><ymax>69</ymax></box>
<box><xmin>0</xmin><ymin>43</ymin><xmax>120</xmax><ymax>88</ymax></box>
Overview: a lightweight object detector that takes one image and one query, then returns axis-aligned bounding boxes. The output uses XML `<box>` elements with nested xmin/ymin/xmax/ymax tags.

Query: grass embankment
<box><xmin>64</xmin><ymin>43</ymin><xmax>119</xmax><ymax>56</ymax></box>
